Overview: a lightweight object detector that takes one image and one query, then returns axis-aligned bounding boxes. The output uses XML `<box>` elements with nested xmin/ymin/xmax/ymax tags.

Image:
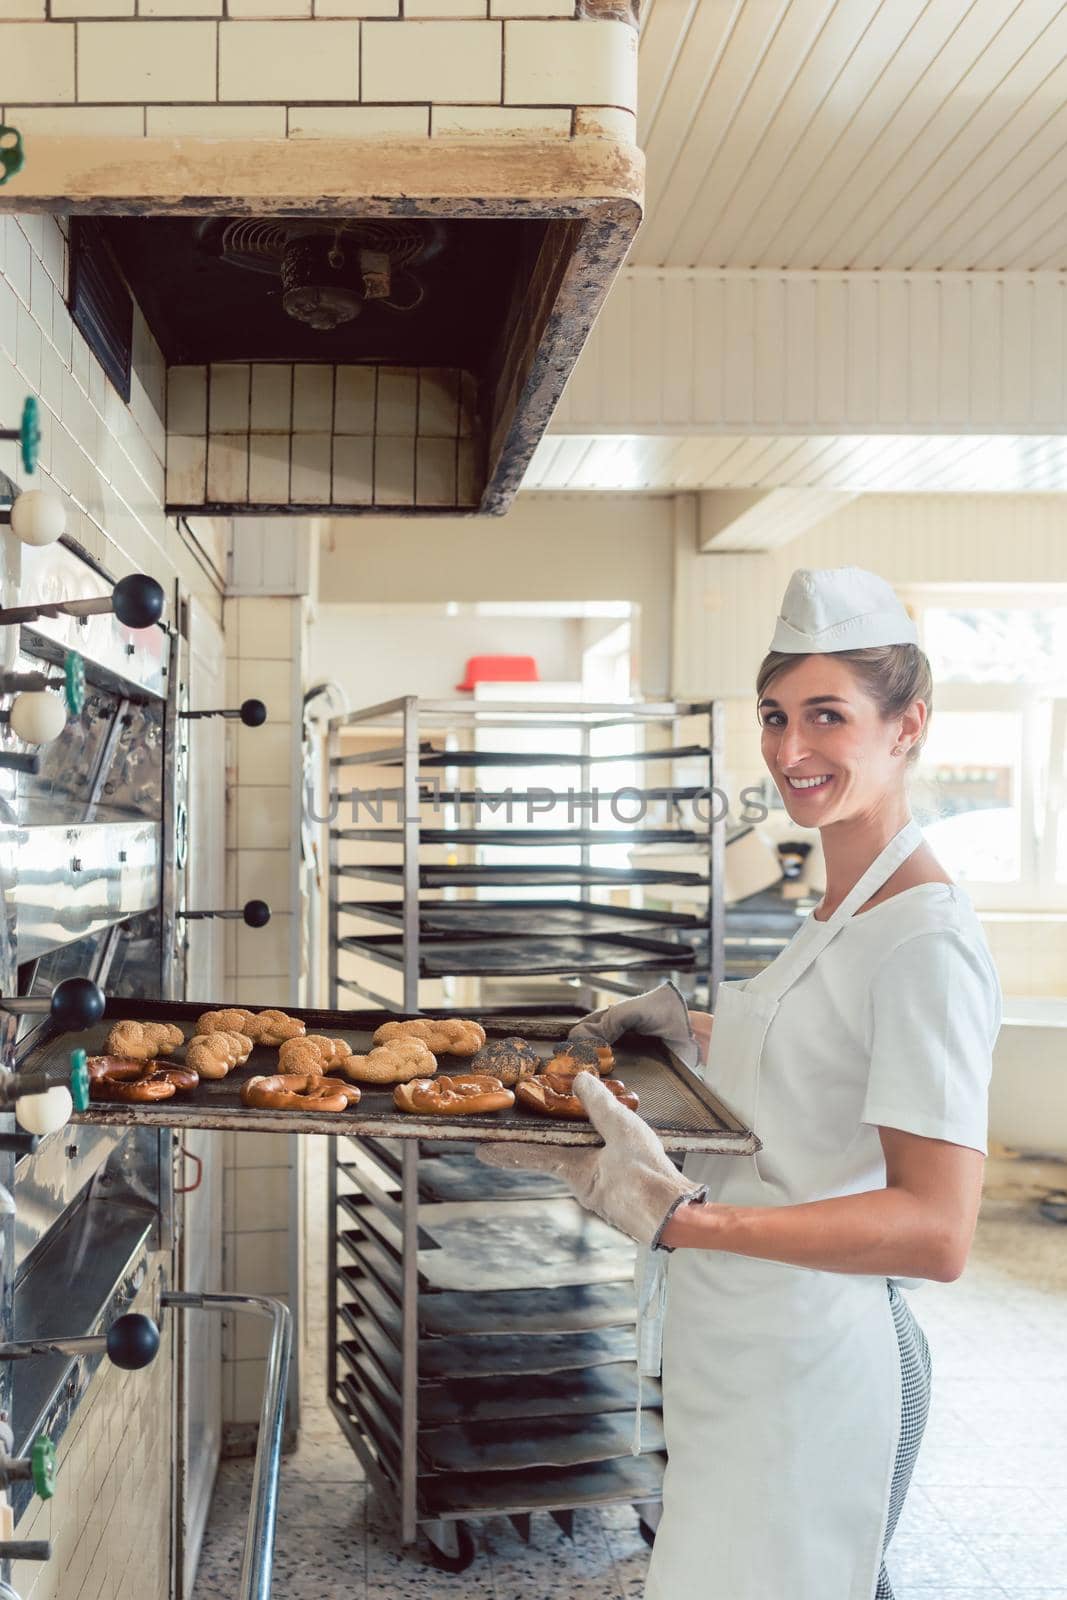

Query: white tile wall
<box><xmin>219</xmin><ymin>19</ymin><xmax>361</xmax><ymax>100</ymax></box>
<box><xmin>287</xmin><ymin>102</ymin><xmax>429</xmax><ymax>136</ymax></box>
<box><xmin>2</xmin><ymin>23</ymin><xmax>75</xmax><ymax>101</ymax></box>
<box><xmin>361</xmin><ymin>19</ymin><xmax>502</xmax><ymax>103</ymax></box>
<box><xmin>504</xmin><ymin>18</ymin><xmax>637</xmax><ymax>108</ymax></box>
<box><xmin>78</xmin><ymin>21</ymin><xmax>218</xmax><ymax>102</ymax></box>
<box><xmin>1</xmin><ymin>8</ymin><xmax>641</xmax><ymax>135</ymax></box>
<box><xmin>169</xmin><ymin>361</ymin><xmax>481</xmax><ymax>512</ymax></box>
<box><xmin>0</xmin><ymin>213</ymin><xmax>223</xmax><ymax>622</ymax></box>
<box><xmin>222</xmin><ymin>588</ymin><xmax>305</xmax><ymax>1425</ymax></box>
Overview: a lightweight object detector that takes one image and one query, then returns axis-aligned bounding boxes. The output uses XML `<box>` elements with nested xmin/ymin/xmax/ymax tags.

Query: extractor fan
<box><xmin>194</xmin><ymin>218</ymin><xmax>446</xmax><ymax>333</ymax></box>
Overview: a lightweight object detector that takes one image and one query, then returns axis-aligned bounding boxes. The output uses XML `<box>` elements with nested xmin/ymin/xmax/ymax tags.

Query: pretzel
<box><xmin>278</xmin><ymin>1035</ymin><xmax>353</xmax><ymax>1074</ymax></box>
<box><xmin>185</xmin><ymin>1031</ymin><xmax>253</xmax><ymax>1080</ymax></box>
<box><xmin>331</xmin><ymin>1038</ymin><xmax>437</xmax><ymax>1085</ymax></box>
<box><xmin>195</xmin><ymin>1008</ymin><xmax>306</xmax><ymax>1047</ymax></box>
<box><xmin>104</xmin><ymin>1021</ymin><xmax>185</xmax><ymax>1062</ymax></box>
<box><xmin>239</xmin><ymin>1073</ymin><xmax>361</xmax><ymax>1113</ymax></box>
<box><xmin>393</xmin><ymin>1074</ymin><xmax>514</xmax><ymax>1116</ymax></box>
<box><xmin>87</xmin><ymin>1055</ymin><xmax>199</xmax><ymax>1103</ymax></box>
<box><xmin>470</xmin><ymin>1037</ymin><xmax>541</xmax><ymax>1088</ymax></box>
<box><xmin>515</xmin><ymin>1071</ymin><xmax>639</xmax><ymax>1120</ymax></box>
<box><xmin>372</xmin><ymin>1017</ymin><xmax>485</xmax><ymax>1058</ymax></box>
<box><xmin>546</xmin><ymin>1040</ymin><xmax>615</xmax><ymax>1077</ymax></box>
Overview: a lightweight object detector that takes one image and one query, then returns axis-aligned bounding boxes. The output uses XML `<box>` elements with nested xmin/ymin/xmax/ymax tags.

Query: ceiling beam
<box><xmin>698</xmin><ymin>488</ymin><xmax>858</xmax><ymax>552</ymax></box>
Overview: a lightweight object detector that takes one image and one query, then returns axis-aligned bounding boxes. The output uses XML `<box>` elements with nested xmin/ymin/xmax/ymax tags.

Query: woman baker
<box><xmin>484</xmin><ymin>565</ymin><xmax>1001</xmax><ymax>1600</ymax></box>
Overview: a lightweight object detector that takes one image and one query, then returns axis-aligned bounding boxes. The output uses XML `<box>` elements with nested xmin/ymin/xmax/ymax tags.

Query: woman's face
<box><xmin>758</xmin><ymin>655</ymin><xmax>923</xmax><ymax>829</ymax></box>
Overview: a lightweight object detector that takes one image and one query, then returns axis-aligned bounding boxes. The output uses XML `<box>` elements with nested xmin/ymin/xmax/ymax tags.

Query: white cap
<box><xmin>769</xmin><ymin>566</ymin><xmax>918</xmax><ymax>654</ymax></box>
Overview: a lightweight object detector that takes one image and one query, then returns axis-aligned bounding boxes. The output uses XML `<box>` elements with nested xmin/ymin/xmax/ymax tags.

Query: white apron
<box><xmin>646</xmin><ymin>819</ymin><xmax>923</xmax><ymax>1600</ymax></box>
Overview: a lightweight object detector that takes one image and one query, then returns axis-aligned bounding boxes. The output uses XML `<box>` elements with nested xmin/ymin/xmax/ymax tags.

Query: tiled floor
<box><xmin>194</xmin><ymin>1165</ymin><xmax>1067</xmax><ymax>1600</ymax></box>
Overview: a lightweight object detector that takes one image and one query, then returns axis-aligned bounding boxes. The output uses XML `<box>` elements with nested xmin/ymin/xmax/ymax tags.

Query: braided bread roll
<box><xmin>372</xmin><ymin>1017</ymin><xmax>485</xmax><ymax>1057</ymax></box>
<box><xmin>278</xmin><ymin>1035</ymin><xmax>353</xmax><ymax>1073</ymax></box>
<box><xmin>104</xmin><ymin>1021</ymin><xmax>185</xmax><ymax>1062</ymax></box>
<box><xmin>332</xmin><ymin>1038</ymin><xmax>437</xmax><ymax>1085</ymax></box>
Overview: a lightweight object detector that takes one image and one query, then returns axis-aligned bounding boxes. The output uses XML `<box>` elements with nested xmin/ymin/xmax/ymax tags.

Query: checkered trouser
<box><xmin>874</xmin><ymin>1282</ymin><xmax>933</xmax><ymax>1599</ymax></box>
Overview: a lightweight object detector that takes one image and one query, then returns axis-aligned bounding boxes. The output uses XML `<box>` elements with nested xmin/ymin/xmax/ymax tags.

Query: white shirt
<box><xmin>708</xmin><ymin>883</ymin><xmax>1002</xmax><ymax>1210</ymax></box>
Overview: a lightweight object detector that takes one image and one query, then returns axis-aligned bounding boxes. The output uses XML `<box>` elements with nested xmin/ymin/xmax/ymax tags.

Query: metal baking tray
<box><xmin>24</xmin><ymin>1000</ymin><xmax>758</xmax><ymax>1155</ymax></box>
<box><xmin>336</xmin><ymin>899</ymin><xmax>704</xmax><ymax>938</ymax></box>
<box><xmin>417</xmin><ymin>1452</ymin><xmax>665</xmax><ymax>1520</ymax></box>
<box><xmin>333</xmin><ymin>827</ymin><xmax>705</xmax><ymax>846</ymax></box>
<box><xmin>417</xmin><ymin>1363</ymin><xmax>658</xmax><ymax>1427</ymax></box>
<box><xmin>339</xmin><ymin>1193</ymin><xmax>636</xmax><ymax>1292</ymax></box>
<box><xmin>336</xmin><ymin>862</ymin><xmax>708</xmax><ymax>888</ymax></box>
<box><xmin>418</xmin><ymin>1411</ymin><xmax>665</xmax><ymax>1473</ymax></box>
<box><xmin>335</xmin><ymin>743</ymin><xmax>711</xmax><ymax>769</ymax></box>
<box><xmin>337</xmin><ymin>930</ymin><xmax>695</xmax><ymax>977</ymax></box>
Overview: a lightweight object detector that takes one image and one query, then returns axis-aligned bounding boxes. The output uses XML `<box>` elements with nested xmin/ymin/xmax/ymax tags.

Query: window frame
<box><xmin>900</xmin><ymin>583</ymin><xmax>1067</xmax><ymax>912</ymax></box>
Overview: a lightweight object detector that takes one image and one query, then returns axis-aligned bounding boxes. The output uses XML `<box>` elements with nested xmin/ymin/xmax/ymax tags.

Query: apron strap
<box><xmin>756</xmin><ymin>818</ymin><xmax>923</xmax><ymax>1004</ymax></box>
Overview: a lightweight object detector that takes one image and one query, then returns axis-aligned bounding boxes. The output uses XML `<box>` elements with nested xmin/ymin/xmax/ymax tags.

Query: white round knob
<box><xmin>16</xmin><ymin>1086</ymin><xmax>73</xmax><ymax>1136</ymax></box>
<box><xmin>9</xmin><ymin>690</ymin><xmax>66</xmax><ymax>745</ymax></box>
<box><xmin>9</xmin><ymin>489</ymin><xmax>66</xmax><ymax>547</ymax></box>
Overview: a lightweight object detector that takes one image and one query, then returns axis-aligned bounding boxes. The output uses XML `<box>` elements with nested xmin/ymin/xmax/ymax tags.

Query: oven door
<box><xmin>175</xmin><ymin>597</ymin><xmax>226</xmax><ymax>1598</ymax></box>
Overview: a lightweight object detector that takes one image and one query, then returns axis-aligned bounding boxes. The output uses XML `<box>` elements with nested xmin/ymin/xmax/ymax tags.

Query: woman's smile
<box><xmin>785</xmin><ymin>773</ymin><xmax>833</xmax><ymax>790</ymax></box>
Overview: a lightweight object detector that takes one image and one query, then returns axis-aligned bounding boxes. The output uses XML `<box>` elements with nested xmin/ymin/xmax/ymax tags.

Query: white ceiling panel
<box><xmin>635</xmin><ymin>0</ymin><xmax>1067</xmax><ymax>270</ymax></box>
<box><xmin>522</xmin><ymin>433</ymin><xmax>1067</xmax><ymax>493</ymax></box>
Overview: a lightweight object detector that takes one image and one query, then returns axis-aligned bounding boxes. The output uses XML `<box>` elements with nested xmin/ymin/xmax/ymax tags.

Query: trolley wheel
<box><xmin>639</xmin><ymin>1517</ymin><xmax>657</xmax><ymax>1548</ymax></box>
<box><xmin>424</xmin><ymin>1520</ymin><xmax>476</xmax><ymax>1573</ymax></box>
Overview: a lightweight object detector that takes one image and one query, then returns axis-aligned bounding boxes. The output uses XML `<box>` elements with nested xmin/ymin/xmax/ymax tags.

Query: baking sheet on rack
<box><xmin>28</xmin><ymin>1006</ymin><xmax>758</xmax><ymax>1154</ymax></box>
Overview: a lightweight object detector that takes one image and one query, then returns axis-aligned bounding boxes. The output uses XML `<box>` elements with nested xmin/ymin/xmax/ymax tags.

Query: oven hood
<box><xmin>11</xmin><ymin>133</ymin><xmax>642</xmax><ymax>518</ymax></box>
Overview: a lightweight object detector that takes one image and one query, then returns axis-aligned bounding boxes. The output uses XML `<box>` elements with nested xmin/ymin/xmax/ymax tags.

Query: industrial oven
<box><xmin>0</xmin><ymin>518</ymin><xmax>234</xmax><ymax>1600</ymax></box>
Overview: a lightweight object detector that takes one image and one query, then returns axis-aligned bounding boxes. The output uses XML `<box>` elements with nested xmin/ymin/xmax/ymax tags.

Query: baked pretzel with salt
<box><xmin>393</xmin><ymin>1074</ymin><xmax>514</xmax><ymax>1116</ymax></box>
<box><xmin>239</xmin><ymin>1074</ymin><xmax>361</xmax><ymax>1113</ymax></box>
<box><xmin>515</xmin><ymin>1071</ymin><xmax>639</xmax><ymax>1120</ymax></box>
<box><xmin>88</xmin><ymin>1056</ymin><xmax>199</xmax><ymax>1103</ymax></box>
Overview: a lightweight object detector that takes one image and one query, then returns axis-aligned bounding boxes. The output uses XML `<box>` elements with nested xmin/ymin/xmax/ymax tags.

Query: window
<box><xmin>68</xmin><ymin>218</ymin><xmax>133</xmax><ymax>404</ymax></box>
<box><xmin>900</xmin><ymin>586</ymin><xmax>1067</xmax><ymax>909</ymax></box>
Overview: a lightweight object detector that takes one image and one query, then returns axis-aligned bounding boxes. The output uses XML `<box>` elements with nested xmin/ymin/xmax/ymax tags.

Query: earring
<box><xmin>891</xmin><ymin>745</ymin><xmax>904</xmax><ymax>756</ymax></box>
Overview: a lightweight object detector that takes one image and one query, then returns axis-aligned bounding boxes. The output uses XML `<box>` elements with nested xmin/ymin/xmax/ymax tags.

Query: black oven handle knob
<box><xmin>0</xmin><ymin>573</ymin><xmax>165</xmax><ymax>631</ymax></box>
<box><xmin>49</xmin><ymin>978</ymin><xmax>106</xmax><ymax>1031</ymax></box>
<box><xmin>179</xmin><ymin>698</ymin><xmax>267</xmax><ymax>726</ymax></box>
<box><xmin>179</xmin><ymin>899</ymin><xmax>271</xmax><ymax>927</ymax></box>
<box><xmin>106</xmin><ymin>1313</ymin><xmax>161</xmax><ymax>1371</ymax></box>
<box><xmin>0</xmin><ymin>1312</ymin><xmax>160</xmax><ymax>1372</ymax></box>
<box><xmin>0</xmin><ymin>977</ymin><xmax>104</xmax><ymax>1028</ymax></box>
<box><xmin>111</xmin><ymin>574</ymin><xmax>165</xmax><ymax>630</ymax></box>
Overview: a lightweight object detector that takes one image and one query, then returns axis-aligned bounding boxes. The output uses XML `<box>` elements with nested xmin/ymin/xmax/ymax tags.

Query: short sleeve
<box><xmin>861</xmin><ymin>929</ymin><xmax>1001</xmax><ymax>1155</ymax></box>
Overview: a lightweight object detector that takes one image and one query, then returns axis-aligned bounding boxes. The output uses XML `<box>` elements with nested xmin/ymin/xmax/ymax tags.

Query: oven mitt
<box><xmin>478</xmin><ymin>1072</ymin><xmax>707</xmax><ymax>1250</ymax></box>
<box><xmin>568</xmin><ymin>978</ymin><xmax>702</xmax><ymax>1072</ymax></box>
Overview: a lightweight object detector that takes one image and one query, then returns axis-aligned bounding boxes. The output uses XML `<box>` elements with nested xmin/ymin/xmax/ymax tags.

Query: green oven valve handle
<box><xmin>29</xmin><ymin>1437</ymin><xmax>55</xmax><ymax>1501</ymax></box>
<box><xmin>68</xmin><ymin>1048</ymin><xmax>89</xmax><ymax>1114</ymax></box>
<box><xmin>0</xmin><ymin>127</ymin><xmax>24</xmax><ymax>189</ymax></box>
<box><xmin>20</xmin><ymin>397</ymin><xmax>39</xmax><ymax>475</ymax></box>
<box><xmin>0</xmin><ymin>397</ymin><xmax>40</xmax><ymax>476</ymax></box>
<box><xmin>64</xmin><ymin>652</ymin><xmax>86</xmax><ymax>718</ymax></box>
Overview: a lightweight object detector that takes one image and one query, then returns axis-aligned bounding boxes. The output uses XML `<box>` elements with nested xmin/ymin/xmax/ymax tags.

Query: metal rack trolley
<box><xmin>324</xmin><ymin>697</ymin><xmax>727</xmax><ymax>1569</ymax></box>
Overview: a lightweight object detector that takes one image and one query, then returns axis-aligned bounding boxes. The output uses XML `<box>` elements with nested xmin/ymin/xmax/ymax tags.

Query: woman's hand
<box><xmin>569</xmin><ymin>980</ymin><xmax>702</xmax><ymax>1071</ymax></box>
<box><xmin>478</xmin><ymin>1073</ymin><xmax>706</xmax><ymax>1247</ymax></box>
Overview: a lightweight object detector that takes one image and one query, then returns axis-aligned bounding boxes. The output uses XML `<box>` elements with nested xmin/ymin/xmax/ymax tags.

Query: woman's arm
<box><xmin>660</xmin><ymin>1127</ymin><xmax>985</xmax><ymax>1282</ymax></box>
